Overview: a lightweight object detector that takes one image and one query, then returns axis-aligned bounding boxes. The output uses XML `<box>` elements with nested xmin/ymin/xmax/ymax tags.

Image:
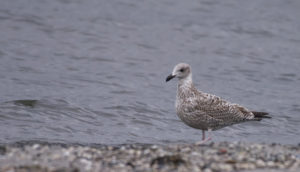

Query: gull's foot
<box><xmin>195</xmin><ymin>137</ymin><xmax>212</xmax><ymax>145</ymax></box>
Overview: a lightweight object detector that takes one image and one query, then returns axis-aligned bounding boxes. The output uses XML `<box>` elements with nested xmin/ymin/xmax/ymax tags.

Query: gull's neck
<box><xmin>176</xmin><ymin>74</ymin><xmax>194</xmax><ymax>108</ymax></box>
<box><xmin>177</xmin><ymin>73</ymin><xmax>193</xmax><ymax>93</ymax></box>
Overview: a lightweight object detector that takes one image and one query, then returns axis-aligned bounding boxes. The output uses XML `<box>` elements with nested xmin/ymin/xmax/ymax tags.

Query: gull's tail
<box><xmin>252</xmin><ymin>111</ymin><xmax>271</xmax><ymax>120</ymax></box>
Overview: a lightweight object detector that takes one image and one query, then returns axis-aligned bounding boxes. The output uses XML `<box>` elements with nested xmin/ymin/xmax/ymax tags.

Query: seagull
<box><xmin>166</xmin><ymin>63</ymin><xmax>271</xmax><ymax>143</ymax></box>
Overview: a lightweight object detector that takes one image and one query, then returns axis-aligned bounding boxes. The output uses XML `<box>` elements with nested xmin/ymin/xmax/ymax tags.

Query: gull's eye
<box><xmin>179</xmin><ymin>68</ymin><xmax>185</xmax><ymax>72</ymax></box>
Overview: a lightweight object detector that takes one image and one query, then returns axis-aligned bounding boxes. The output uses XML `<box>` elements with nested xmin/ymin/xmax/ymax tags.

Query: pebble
<box><xmin>267</xmin><ymin>161</ymin><xmax>275</xmax><ymax>167</ymax></box>
<box><xmin>0</xmin><ymin>142</ymin><xmax>299</xmax><ymax>172</ymax></box>
<box><xmin>151</xmin><ymin>145</ymin><xmax>158</xmax><ymax>150</ymax></box>
<box><xmin>256</xmin><ymin>159</ymin><xmax>266</xmax><ymax>167</ymax></box>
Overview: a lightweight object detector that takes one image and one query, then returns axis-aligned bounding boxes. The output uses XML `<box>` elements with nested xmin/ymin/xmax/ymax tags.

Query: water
<box><xmin>0</xmin><ymin>0</ymin><xmax>299</xmax><ymax>145</ymax></box>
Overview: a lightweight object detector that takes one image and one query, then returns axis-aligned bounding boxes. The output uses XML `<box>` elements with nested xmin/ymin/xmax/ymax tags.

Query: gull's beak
<box><xmin>166</xmin><ymin>74</ymin><xmax>176</xmax><ymax>82</ymax></box>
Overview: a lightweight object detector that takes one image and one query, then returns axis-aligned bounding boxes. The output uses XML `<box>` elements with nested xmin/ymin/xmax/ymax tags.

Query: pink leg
<box><xmin>206</xmin><ymin>129</ymin><xmax>212</xmax><ymax>141</ymax></box>
<box><xmin>196</xmin><ymin>129</ymin><xmax>212</xmax><ymax>145</ymax></box>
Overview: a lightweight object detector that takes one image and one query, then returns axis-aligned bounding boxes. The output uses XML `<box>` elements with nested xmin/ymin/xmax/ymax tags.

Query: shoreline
<box><xmin>0</xmin><ymin>142</ymin><xmax>299</xmax><ymax>172</ymax></box>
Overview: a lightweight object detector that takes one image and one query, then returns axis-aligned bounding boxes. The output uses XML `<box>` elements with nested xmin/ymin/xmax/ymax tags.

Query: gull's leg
<box><xmin>196</xmin><ymin>130</ymin><xmax>212</xmax><ymax>145</ymax></box>
<box><xmin>206</xmin><ymin>129</ymin><xmax>212</xmax><ymax>141</ymax></box>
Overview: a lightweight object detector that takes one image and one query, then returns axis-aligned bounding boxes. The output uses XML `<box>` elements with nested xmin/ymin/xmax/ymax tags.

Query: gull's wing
<box><xmin>186</xmin><ymin>93</ymin><xmax>256</xmax><ymax>125</ymax></box>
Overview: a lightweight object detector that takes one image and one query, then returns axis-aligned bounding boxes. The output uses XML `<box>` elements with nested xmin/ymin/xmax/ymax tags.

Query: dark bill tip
<box><xmin>166</xmin><ymin>74</ymin><xmax>176</xmax><ymax>82</ymax></box>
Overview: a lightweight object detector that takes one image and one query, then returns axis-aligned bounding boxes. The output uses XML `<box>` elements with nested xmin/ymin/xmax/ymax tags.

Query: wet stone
<box><xmin>0</xmin><ymin>142</ymin><xmax>299</xmax><ymax>172</ymax></box>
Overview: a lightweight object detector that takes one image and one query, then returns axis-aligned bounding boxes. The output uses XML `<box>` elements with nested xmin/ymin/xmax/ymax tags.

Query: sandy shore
<box><xmin>0</xmin><ymin>142</ymin><xmax>299</xmax><ymax>172</ymax></box>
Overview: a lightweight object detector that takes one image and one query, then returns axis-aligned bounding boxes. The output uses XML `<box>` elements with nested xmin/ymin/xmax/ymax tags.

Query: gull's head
<box><xmin>166</xmin><ymin>63</ymin><xmax>191</xmax><ymax>82</ymax></box>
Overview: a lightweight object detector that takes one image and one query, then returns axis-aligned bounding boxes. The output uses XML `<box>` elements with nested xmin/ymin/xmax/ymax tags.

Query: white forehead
<box><xmin>173</xmin><ymin>63</ymin><xmax>190</xmax><ymax>71</ymax></box>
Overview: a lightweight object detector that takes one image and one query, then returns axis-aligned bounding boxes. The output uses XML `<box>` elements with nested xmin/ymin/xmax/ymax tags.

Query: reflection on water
<box><xmin>0</xmin><ymin>0</ymin><xmax>300</xmax><ymax>145</ymax></box>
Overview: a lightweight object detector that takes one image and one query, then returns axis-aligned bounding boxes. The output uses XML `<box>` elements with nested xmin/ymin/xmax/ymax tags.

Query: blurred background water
<box><xmin>0</xmin><ymin>0</ymin><xmax>299</xmax><ymax>145</ymax></box>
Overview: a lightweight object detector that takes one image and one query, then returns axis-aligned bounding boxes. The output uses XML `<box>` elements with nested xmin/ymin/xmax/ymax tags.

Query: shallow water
<box><xmin>0</xmin><ymin>0</ymin><xmax>300</xmax><ymax>145</ymax></box>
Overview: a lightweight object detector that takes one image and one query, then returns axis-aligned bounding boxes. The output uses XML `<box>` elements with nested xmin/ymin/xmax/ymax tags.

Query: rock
<box><xmin>267</xmin><ymin>161</ymin><xmax>275</xmax><ymax>167</ymax></box>
<box><xmin>0</xmin><ymin>142</ymin><xmax>299</xmax><ymax>172</ymax></box>
<box><xmin>256</xmin><ymin>159</ymin><xmax>266</xmax><ymax>167</ymax></box>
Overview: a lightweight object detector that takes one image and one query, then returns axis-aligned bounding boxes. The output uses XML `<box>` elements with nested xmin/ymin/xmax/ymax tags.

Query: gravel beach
<box><xmin>0</xmin><ymin>142</ymin><xmax>299</xmax><ymax>172</ymax></box>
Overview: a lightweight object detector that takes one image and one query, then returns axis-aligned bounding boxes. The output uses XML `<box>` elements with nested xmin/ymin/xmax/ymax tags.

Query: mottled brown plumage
<box><xmin>166</xmin><ymin>63</ymin><xmax>271</xmax><ymax>142</ymax></box>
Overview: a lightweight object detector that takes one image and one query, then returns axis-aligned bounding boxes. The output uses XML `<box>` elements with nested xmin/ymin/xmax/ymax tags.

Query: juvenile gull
<box><xmin>166</xmin><ymin>63</ymin><xmax>270</xmax><ymax>143</ymax></box>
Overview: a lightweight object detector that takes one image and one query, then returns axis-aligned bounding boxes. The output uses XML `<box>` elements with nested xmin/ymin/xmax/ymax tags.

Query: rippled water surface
<box><xmin>0</xmin><ymin>0</ymin><xmax>300</xmax><ymax>145</ymax></box>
